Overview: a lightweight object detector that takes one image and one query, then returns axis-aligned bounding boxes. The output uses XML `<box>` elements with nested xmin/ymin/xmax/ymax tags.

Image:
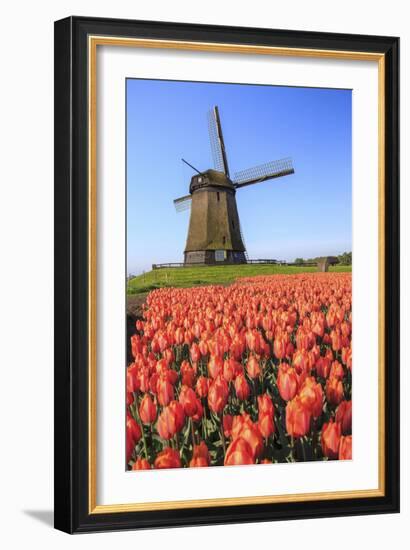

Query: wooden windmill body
<box><xmin>174</xmin><ymin>106</ymin><xmax>295</xmax><ymax>265</ymax></box>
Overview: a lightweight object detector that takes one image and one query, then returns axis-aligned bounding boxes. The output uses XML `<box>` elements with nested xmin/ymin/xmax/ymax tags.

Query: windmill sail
<box><xmin>233</xmin><ymin>157</ymin><xmax>294</xmax><ymax>189</ymax></box>
<box><xmin>173</xmin><ymin>194</ymin><xmax>192</xmax><ymax>212</ymax></box>
<box><xmin>207</xmin><ymin>106</ymin><xmax>230</xmax><ymax>176</ymax></box>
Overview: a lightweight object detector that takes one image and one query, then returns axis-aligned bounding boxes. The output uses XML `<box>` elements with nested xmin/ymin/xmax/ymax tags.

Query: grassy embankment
<box><xmin>127</xmin><ymin>264</ymin><xmax>352</xmax><ymax>295</ymax></box>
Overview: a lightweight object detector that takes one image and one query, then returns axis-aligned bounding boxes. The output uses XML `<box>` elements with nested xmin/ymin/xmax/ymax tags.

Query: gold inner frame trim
<box><xmin>88</xmin><ymin>35</ymin><xmax>386</xmax><ymax>514</ymax></box>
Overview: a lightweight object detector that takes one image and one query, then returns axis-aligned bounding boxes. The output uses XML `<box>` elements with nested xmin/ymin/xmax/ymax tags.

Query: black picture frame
<box><xmin>54</xmin><ymin>16</ymin><xmax>400</xmax><ymax>534</ymax></box>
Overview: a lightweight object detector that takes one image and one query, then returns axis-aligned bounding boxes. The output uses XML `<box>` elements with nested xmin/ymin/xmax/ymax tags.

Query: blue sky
<box><xmin>127</xmin><ymin>79</ymin><xmax>351</xmax><ymax>275</ymax></box>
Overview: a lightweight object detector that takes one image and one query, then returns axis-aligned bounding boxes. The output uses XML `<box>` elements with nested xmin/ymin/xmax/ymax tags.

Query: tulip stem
<box><xmin>301</xmin><ymin>437</ymin><xmax>307</xmax><ymax>462</ymax></box>
<box><xmin>190</xmin><ymin>418</ymin><xmax>196</xmax><ymax>447</ymax></box>
<box><xmin>134</xmin><ymin>397</ymin><xmax>149</xmax><ymax>461</ymax></box>
<box><xmin>290</xmin><ymin>436</ymin><xmax>295</xmax><ymax>461</ymax></box>
<box><xmin>219</xmin><ymin>415</ymin><xmax>226</xmax><ymax>454</ymax></box>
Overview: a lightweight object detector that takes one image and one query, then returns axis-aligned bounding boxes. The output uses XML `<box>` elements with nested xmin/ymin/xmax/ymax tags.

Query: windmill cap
<box><xmin>190</xmin><ymin>169</ymin><xmax>235</xmax><ymax>194</ymax></box>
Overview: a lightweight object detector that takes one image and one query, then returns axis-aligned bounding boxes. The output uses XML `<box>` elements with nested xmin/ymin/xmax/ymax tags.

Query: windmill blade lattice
<box><xmin>207</xmin><ymin>108</ymin><xmax>228</xmax><ymax>175</ymax></box>
<box><xmin>233</xmin><ymin>157</ymin><xmax>294</xmax><ymax>188</ymax></box>
<box><xmin>173</xmin><ymin>195</ymin><xmax>192</xmax><ymax>212</ymax></box>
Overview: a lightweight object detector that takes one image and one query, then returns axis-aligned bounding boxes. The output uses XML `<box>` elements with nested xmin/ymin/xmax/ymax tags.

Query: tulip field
<box><xmin>126</xmin><ymin>272</ymin><xmax>352</xmax><ymax>470</ymax></box>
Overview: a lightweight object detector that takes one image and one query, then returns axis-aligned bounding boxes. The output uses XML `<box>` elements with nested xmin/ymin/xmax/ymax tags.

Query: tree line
<box><xmin>294</xmin><ymin>252</ymin><xmax>352</xmax><ymax>266</ymax></box>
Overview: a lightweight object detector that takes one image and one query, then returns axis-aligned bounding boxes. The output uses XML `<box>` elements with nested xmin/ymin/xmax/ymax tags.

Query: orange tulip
<box><xmin>156</xmin><ymin>401</ymin><xmax>185</xmax><ymax>439</ymax></box>
<box><xmin>179</xmin><ymin>385</ymin><xmax>201</xmax><ymax>418</ymax></box>
<box><xmin>277</xmin><ymin>363</ymin><xmax>298</xmax><ymax>401</ymax></box>
<box><xmin>154</xmin><ymin>447</ymin><xmax>181</xmax><ymax>469</ymax></box>
<box><xmin>286</xmin><ymin>396</ymin><xmax>311</xmax><ymax>438</ymax></box>
<box><xmin>335</xmin><ymin>400</ymin><xmax>352</xmax><ymax>434</ymax></box>
<box><xmin>339</xmin><ymin>435</ymin><xmax>352</xmax><ymax>460</ymax></box>
<box><xmin>132</xmin><ymin>458</ymin><xmax>151</xmax><ymax>470</ymax></box>
<box><xmin>246</xmin><ymin>355</ymin><xmax>261</xmax><ymax>379</ymax></box>
<box><xmin>329</xmin><ymin>360</ymin><xmax>345</xmax><ymax>380</ymax></box>
<box><xmin>156</xmin><ymin>377</ymin><xmax>174</xmax><ymax>407</ymax></box>
<box><xmin>325</xmin><ymin>376</ymin><xmax>344</xmax><ymax>406</ymax></box>
<box><xmin>273</xmin><ymin>333</ymin><xmax>287</xmax><ymax>359</ymax></box>
<box><xmin>257</xmin><ymin>393</ymin><xmax>275</xmax><ymax>416</ymax></box>
<box><xmin>139</xmin><ymin>393</ymin><xmax>157</xmax><ymax>424</ymax></box>
<box><xmin>195</xmin><ymin>375</ymin><xmax>209</xmax><ymax>398</ymax></box>
<box><xmin>208</xmin><ymin>376</ymin><xmax>229</xmax><ymax>414</ymax></box>
<box><xmin>299</xmin><ymin>376</ymin><xmax>323</xmax><ymax>419</ymax></box>
<box><xmin>315</xmin><ymin>356</ymin><xmax>331</xmax><ymax>379</ymax></box>
<box><xmin>224</xmin><ymin>438</ymin><xmax>254</xmax><ymax>466</ymax></box>
<box><xmin>234</xmin><ymin>373</ymin><xmax>250</xmax><ymax>401</ymax></box>
<box><xmin>231</xmin><ymin>414</ymin><xmax>263</xmax><ymax>458</ymax></box>
<box><xmin>223</xmin><ymin>414</ymin><xmax>233</xmax><ymax>437</ymax></box>
<box><xmin>321</xmin><ymin>419</ymin><xmax>341</xmax><ymax>459</ymax></box>
<box><xmin>189</xmin><ymin>441</ymin><xmax>210</xmax><ymax>467</ymax></box>
<box><xmin>208</xmin><ymin>354</ymin><xmax>223</xmax><ymax>379</ymax></box>
<box><xmin>126</xmin><ymin>414</ymin><xmax>141</xmax><ymax>462</ymax></box>
<box><xmin>259</xmin><ymin>413</ymin><xmax>275</xmax><ymax>438</ymax></box>
<box><xmin>190</xmin><ymin>342</ymin><xmax>201</xmax><ymax>363</ymax></box>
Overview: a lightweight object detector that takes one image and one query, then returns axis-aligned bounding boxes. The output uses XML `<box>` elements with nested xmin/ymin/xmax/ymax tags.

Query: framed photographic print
<box><xmin>54</xmin><ymin>16</ymin><xmax>400</xmax><ymax>533</ymax></box>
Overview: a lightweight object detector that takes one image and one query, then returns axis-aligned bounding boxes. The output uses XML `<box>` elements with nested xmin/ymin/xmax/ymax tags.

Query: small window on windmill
<box><xmin>217</xmin><ymin>192</ymin><xmax>220</xmax><ymax>202</ymax></box>
<box><xmin>215</xmin><ymin>250</ymin><xmax>225</xmax><ymax>262</ymax></box>
<box><xmin>222</xmin><ymin>236</ymin><xmax>226</xmax><ymax>245</ymax></box>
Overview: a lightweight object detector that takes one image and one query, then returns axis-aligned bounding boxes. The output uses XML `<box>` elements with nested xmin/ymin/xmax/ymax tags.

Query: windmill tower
<box><xmin>174</xmin><ymin>106</ymin><xmax>295</xmax><ymax>265</ymax></box>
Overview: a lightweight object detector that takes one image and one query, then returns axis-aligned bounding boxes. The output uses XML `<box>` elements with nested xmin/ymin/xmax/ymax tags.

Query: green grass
<box><xmin>127</xmin><ymin>264</ymin><xmax>352</xmax><ymax>295</ymax></box>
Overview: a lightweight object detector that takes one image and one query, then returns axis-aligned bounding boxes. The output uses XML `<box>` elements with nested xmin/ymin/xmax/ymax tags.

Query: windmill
<box><xmin>174</xmin><ymin>106</ymin><xmax>295</xmax><ymax>265</ymax></box>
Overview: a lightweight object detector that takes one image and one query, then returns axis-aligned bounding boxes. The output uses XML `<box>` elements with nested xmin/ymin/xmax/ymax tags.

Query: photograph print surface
<box><xmin>126</xmin><ymin>78</ymin><xmax>352</xmax><ymax>471</ymax></box>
